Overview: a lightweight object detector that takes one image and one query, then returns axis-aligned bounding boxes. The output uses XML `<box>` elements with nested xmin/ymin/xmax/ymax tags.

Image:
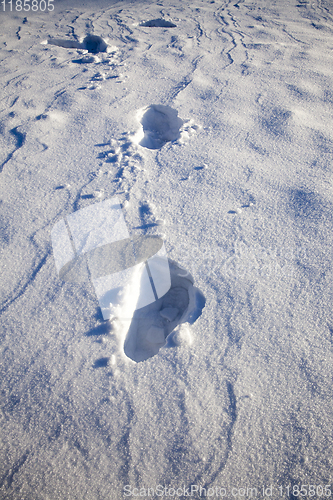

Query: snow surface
<box><xmin>1</xmin><ymin>0</ymin><xmax>333</xmax><ymax>497</ymax></box>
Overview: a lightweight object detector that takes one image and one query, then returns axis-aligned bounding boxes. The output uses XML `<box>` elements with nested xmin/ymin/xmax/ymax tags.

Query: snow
<box><xmin>1</xmin><ymin>0</ymin><xmax>333</xmax><ymax>497</ymax></box>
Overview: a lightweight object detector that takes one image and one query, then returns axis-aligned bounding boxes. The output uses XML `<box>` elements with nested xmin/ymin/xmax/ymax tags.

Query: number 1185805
<box><xmin>279</xmin><ymin>485</ymin><xmax>331</xmax><ymax>497</ymax></box>
<box><xmin>1</xmin><ymin>0</ymin><xmax>54</xmax><ymax>11</ymax></box>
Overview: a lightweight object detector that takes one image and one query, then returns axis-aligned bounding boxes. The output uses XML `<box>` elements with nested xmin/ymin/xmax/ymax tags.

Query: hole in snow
<box><xmin>139</xmin><ymin>19</ymin><xmax>177</xmax><ymax>28</ymax></box>
<box><xmin>138</xmin><ymin>105</ymin><xmax>183</xmax><ymax>150</ymax></box>
<box><xmin>123</xmin><ymin>260</ymin><xmax>205</xmax><ymax>363</ymax></box>
<box><xmin>82</xmin><ymin>35</ymin><xmax>108</xmax><ymax>53</ymax></box>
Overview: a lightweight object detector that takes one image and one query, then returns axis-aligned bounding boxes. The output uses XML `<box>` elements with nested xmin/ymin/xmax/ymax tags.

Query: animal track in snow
<box><xmin>123</xmin><ymin>260</ymin><xmax>205</xmax><ymax>363</ymax></box>
<box><xmin>133</xmin><ymin>200</ymin><xmax>165</xmax><ymax>232</ymax></box>
<box><xmin>97</xmin><ymin>136</ymin><xmax>144</xmax><ymax>169</ymax></box>
<box><xmin>139</xmin><ymin>19</ymin><xmax>177</xmax><ymax>28</ymax></box>
<box><xmin>178</xmin><ymin>118</ymin><xmax>202</xmax><ymax>144</ymax></box>
<box><xmin>75</xmin><ymin>136</ymin><xmax>145</xmax><ymax>206</ymax></box>
<box><xmin>134</xmin><ymin>105</ymin><xmax>184</xmax><ymax>150</ymax></box>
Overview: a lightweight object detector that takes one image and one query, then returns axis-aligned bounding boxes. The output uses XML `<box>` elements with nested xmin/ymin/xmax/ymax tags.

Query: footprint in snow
<box><xmin>139</xmin><ymin>19</ymin><xmax>177</xmax><ymax>28</ymax></box>
<box><xmin>124</xmin><ymin>260</ymin><xmax>205</xmax><ymax>363</ymax></box>
<box><xmin>44</xmin><ymin>34</ymin><xmax>109</xmax><ymax>54</ymax></box>
<box><xmin>135</xmin><ymin>104</ymin><xmax>183</xmax><ymax>150</ymax></box>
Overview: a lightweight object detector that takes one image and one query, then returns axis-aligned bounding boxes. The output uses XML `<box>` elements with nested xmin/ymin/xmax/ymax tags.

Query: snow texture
<box><xmin>1</xmin><ymin>0</ymin><xmax>333</xmax><ymax>498</ymax></box>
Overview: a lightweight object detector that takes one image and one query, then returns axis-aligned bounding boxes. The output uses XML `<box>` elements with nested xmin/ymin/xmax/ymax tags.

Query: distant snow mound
<box><xmin>136</xmin><ymin>105</ymin><xmax>183</xmax><ymax>150</ymax></box>
<box><xmin>123</xmin><ymin>260</ymin><xmax>205</xmax><ymax>363</ymax></box>
<box><xmin>139</xmin><ymin>19</ymin><xmax>177</xmax><ymax>28</ymax></box>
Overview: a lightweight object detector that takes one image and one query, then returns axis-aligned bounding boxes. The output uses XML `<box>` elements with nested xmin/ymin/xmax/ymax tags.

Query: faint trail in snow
<box><xmin>194</xmin><ymin>19</ymin><xmax>204</xmax><ymax>41</ymax></box>
<box><xmin>115</xmin><ymin>396</ymin><xmax>134</xmax><ymax>485</ymax></box>
<box><xmin>219</xmin><ymin>27</ymin><xmax>234</xmax><ymax>65</ymax></box>
<box><xmin>215</xmin><ymin>380</ymin><xmax>238</xmax><ymax>477</ymax></box>
<box><xmin>269</xmin><ymin>17</ymin><xmax>308</xmax><ymax>45</ymax></box>
<box><xmin>183</xmin><ymin>377</ymin><xmax>238</xmax><ymax>490</ymax></box>
<box><xmin>35</xmin><ymin>89</ymin><xmax>67</xmax><ymax>120</ymax></box>
<box><xmin>10</xmin><ymin>96</ymin><xmax>19</xmax><ymax>108</ymax></box>
<box><xmin>0</xmin><ymin>450</ymin><xmax>29</xmax><ymax>489</ymax></box>
<box><xmin>281</xmin><ymin>26</ymin><xmax>308</xmax><ymax>45</ymax></box>
<box><xmin>36</xmin><ymin>139</ymin><xmax>48</xmax><ymax>152</ymax></box>
<box><xmin>4</xmin><ymin>74</ymin><xmax>29</xmax><ymax>90</ymax></box>
<box><xmin>299</xmin><ymin>358</ymin><xmax>324</xmax><ymax>397</ymax></box>
<box><xmin>66</xmin><ymin>24</ymin><xmax>79</xmax><ymax>41</ymax></box>
<box><xmin>170</xmin><ymin>55</ymin><xmax>203</xmax><ymax>100</ymax></box>
<box><xmin>213</xmin><ymin>4</ymin><xmax>248</xmax><ymax>71</ymax></box>
<box><xmin>168</xmin><ymin>389</ymin><xmax>193</xmax><ymax>479</ymax></box>
<box><xmin>73</xmin><ymin>176</ymin><xmax>100</xmax><ymax>213</ymax></box>
<box><xmin>317</xmin><ymin>0</ymin><xmax>333</xmax><ymax>22</ymax></box>
<box><xmin>0</xmin><ymin>252</ymin><xmax>50</xmax><ymax>316</ymax></box>
<box><xmin>170</xmin><ymin>76</ymin><xmax>192</xmax><ymax>100</ymax></box>
<box><xmin>0</xmin><ymin>126</ymin><xmax>26</xmax><ymax>174</ymax></box>
<box><xmin>226</xmin><ymin>380</ymin><xmax>237</xmax><ymax>431</ymax></box>
<box><xmin>111</xmin><ymin>12</ymin><xmax>136</xmax><ymax>44</ymax></box>
<box><xmin>328</xmin><ymin>325</ymin><xmax>333</xmax><ymax>345</ymax></box>
<box><xmin>224</xmin><ymin>284</ymin><xmax>243</xmax><ymax>347</ymax></box>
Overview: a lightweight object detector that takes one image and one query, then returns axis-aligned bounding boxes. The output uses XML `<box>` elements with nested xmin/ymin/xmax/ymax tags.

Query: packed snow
<box><xmin>1</xmin><ymin>0</ymin><xmax>333</xmax><ymax>498</ymax></box>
